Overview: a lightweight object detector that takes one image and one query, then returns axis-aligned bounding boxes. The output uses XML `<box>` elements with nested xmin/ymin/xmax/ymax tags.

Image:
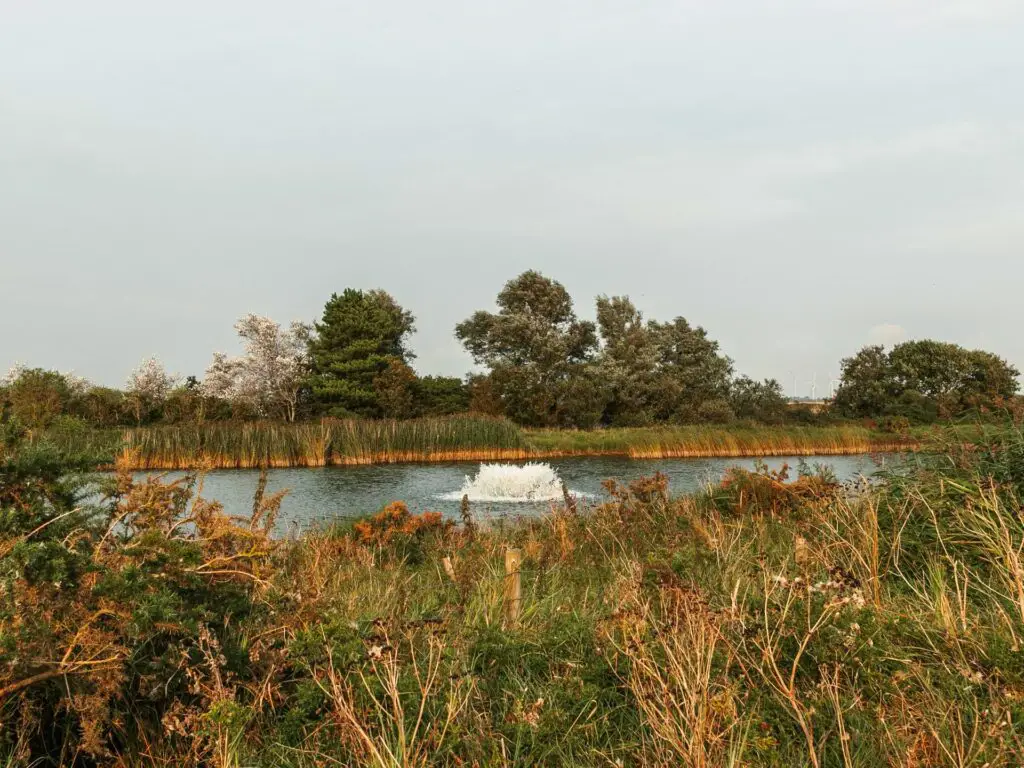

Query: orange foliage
<box><xmin>351</xmin><ymin>501</ymin><xmax>453</xmax><ymax>546</ymax></box>
<box><xmin>717</xmin><ymin>462</ymin><xmax>840</xmax><ymax>516</ymax></box>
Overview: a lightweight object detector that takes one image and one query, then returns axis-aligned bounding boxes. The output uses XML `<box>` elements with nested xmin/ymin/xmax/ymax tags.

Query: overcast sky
<box><xmin>2</xmin><ymin>1</ymin><xmax>1022</xmax><ymax>396</ymax></box>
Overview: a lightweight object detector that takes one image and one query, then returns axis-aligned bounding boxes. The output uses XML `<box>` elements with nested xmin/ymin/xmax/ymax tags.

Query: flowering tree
<box><xmin>126</xmin><ymin>357</ymin><xmax>177</xmax><ymax>424</ymax></box>
<box><xmin>203</xmin><ymin>314</ymin><xmax>312</xmax><ymax>422</ymax></box>
<box><xmin>2</xmin><ymin>362</ymin><xmax>26</xmax><ymax>387</ymax></box>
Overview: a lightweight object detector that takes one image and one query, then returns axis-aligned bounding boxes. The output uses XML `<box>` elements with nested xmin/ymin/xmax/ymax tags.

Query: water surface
<box><xmin>137</xmin><ymin>454</ymin><xmax>897</xmax><ymax>534</ymax></box>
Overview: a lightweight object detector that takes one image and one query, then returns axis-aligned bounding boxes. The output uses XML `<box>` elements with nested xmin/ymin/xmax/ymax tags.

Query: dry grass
<box><xmin>9</xmin><ymin>426</ymin><xmax>1024</xmax><ymax>766</ymax></box>
<box><xmin>105</xmin><ymin>420</ymin><xmax>918</xmax><ymax>469</ymax></box>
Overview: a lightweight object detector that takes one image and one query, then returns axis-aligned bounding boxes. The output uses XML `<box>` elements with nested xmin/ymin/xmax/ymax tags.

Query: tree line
<box><xmin>2</xmin><ymin>271</ymin><xmax>1019</xmax><ymax>430</ymax></box>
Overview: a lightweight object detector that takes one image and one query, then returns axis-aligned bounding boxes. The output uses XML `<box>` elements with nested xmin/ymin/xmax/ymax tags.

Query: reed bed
<box><xmin>111</xmin><ymin>420</ymin><xmax>916</xmax><ymax>469</ymax></box>
<box><xmin>526</xmin><ymin>424</ymin><xmax>917</xmax><ymax>458</ymax></box>
<box><xmin>118</xmin><ymin>416</ymin><xmax>529</xmax><ymax>469</ymax></box>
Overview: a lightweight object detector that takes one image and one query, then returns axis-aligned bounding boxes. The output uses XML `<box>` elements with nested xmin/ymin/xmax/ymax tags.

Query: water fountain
<box><xmin>440</xmin><ymin>462</ymin><xmax>585</xmax><ymax>503</ymax></box>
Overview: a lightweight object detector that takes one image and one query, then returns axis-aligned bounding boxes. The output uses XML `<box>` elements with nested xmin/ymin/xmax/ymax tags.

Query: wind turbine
<box><xmin>808</xmin><ymin>373</ymin><xmax>818</xmax><ymax>401</ymax></box>
<box><xmin>828</xmin><ymin>372</ymin><xmax>841</xmax><ymax>399</ymax></box>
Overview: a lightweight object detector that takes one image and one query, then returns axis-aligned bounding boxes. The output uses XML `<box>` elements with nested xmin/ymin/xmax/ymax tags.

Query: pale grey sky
<box><xmin>2</xmin><ymin>0</ymin><xmax>1022</xmax><ymax>396</ymax></box>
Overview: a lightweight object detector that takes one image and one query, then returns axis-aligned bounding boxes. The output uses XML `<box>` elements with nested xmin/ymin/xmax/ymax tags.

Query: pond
<box><xmin>135</xmin><ymin>453</ymin><xmax>902</xmax><ymax>534</ymax></box>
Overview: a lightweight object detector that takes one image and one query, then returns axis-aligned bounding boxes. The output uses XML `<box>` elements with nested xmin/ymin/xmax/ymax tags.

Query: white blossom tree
<box><xmin>61</xmin><ymin>371</ymin><xmax>93</xmax><ymax>397</ymax></box>
<box><xmin>2</xmin><ymin>362</ymin><xmax>26</xmax><ymax>387</ymax></box>
<box><xmin>126</xmin><ymin>357</ymin><xmax>177</xmax><ymax>424</ymax></box>
<box><xmin>202</xmin><ymin>314</ymin><xmax>312</xmax><ymax>422</ymax></box>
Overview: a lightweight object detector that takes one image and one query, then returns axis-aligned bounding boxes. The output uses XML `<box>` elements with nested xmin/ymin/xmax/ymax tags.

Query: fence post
<box><xmin>504</xmin><ymin>548</ymin><xmax>522</xmax><ymax>626</ymax></box>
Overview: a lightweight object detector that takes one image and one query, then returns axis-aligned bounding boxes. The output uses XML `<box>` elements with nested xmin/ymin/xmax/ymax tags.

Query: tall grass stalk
<box><xmin>118</xmin><ymin>416</ymin><xmax>529</xmax><ymax>469</ymax></box>
<box><xmin>110</xmin><ymin>420</ymin><xmax>913</xmax><ymax>469</ymax></box>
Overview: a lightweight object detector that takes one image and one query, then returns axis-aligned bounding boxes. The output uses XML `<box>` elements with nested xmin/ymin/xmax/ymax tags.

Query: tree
<box><xmin>595</xmin><ymin>296</ymin><xmax>662</xmax><ymax>426</ymax></box>
<box><xmin>594</xmin><ymin>296</ymin><xmax>735</xmax><ymax>425</ymax></box>
<box><xmin>126</xmin><ymin>357</ymin><xmax>177</xmax><ymax>425</ymax></box>
<box><xmin>964</xmin><ymin>350</ymin><xmax>1020</xmax><ymax>404</ymax></box>
<box><xmin>649</xmin><ymin>317</ymin><xmax>734</xmax><ymax>422</ymax></box>
<box><xmin>307</xmin><ymin>289</ymin><xmax>416</xmax><ymax>418</ymax></box>
<box><xmin>162</xmin><ymin>380</ymin><xmax>229</xmax><ymax>424</ymax></box>
<box><xmin>373</xmin><ymin>359</ymin><xmax>417</xmax><ymax>419</ymax></box>
<box><xmin>455</xmin><ymin>271</ymin><xmax>604</xmax><ymax>427</ymax></box>
<box><xmin>730</xmin><ymin>376</ymin><xmax>787</xmax><ymax>423</ymax></box>
<box><xmin>414</xmin><ymin>376</ymin><xmax>470</xmax><ymax>417</ymax></box>
<box><xmin>71</xmin><ymin>387</ymin><xmax>129</xmax><ymax>427</ymax></box>
<box><xmin>203</xmin><ymin>315</ymin><xmax>312</xmax><ymax>422</ymax></box>
<box><xmin>833</xmin><ymin>340</ymin><xmax>1019</xmax><ymax>420</ymax></box>
<box><xmin>832</xmin><ymin>345</ymin><xmax>895</xmax><ymax>418</ymax></box>
<box><xmin>0</xmin><ymin>367</ymin><xmax>72</xmax><ymax>429</ymax></box>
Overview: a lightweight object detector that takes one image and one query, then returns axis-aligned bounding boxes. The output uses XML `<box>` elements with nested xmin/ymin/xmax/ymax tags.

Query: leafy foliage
<box><xmin>1</xmin><ymin>367</ymin><xmax>73</xmax><ymax>429</ymax></box>
<box><xmin>7</xmin><ymin>423</ymin><xmax>1024</xmax><ymax>765</ymax></box>
<box><xmin>834</xmin><ymin>340</ymin><xmax>1019</xmax><ymax>420</ymax></box>
<box><xmin>126</xmin><ymin>356</ymin><xmax>178</xmax><ymax>424</ymax></box>
<box><xmin>0</xmin><ymin>420</ymin><xmax>281</xmax><ymax>764</ymax></box>
<box><xmin>307</xmin><ymin>289</ymin><xmax>416</xmax><ymax>418</ymax></box>
<box><xmin>456</xmin><ymin>271</ymin><xmax>603</xmax><ymax>428</ymax></box>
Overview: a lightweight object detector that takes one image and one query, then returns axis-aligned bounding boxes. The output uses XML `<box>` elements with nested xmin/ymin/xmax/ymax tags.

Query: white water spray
<box><xmin>440</xmin><ymin>463</ymin><xmax>585</xmax><ymax>503</ymax></box>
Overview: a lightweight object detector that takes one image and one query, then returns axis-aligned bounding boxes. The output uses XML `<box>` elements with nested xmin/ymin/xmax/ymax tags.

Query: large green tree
<box><xmin>595</xmin><ymin>295</ymin><xmax>735</xmax><ymax>425</ymax></box>
<box><xmin>831</xmin><ymin>345</ymin><xmax>895</xmax><ymax>418</ymax></box>
<box><xmin>455</xmin><ymin>271</ymin><xmax>604</xmax><ymax>427</ymax></box>
<box><xmin>307</xmin><ymin>289</ymin><xmax>416</xmax><ymax>418</ymax></box>
<box><xmin>595</xmin><ymin>296</ymin><xmax>662</xmax><ymax>426</ymax></box>
<box><xmin>833</xmin><ymin>340</ymin><xmax>1019</xmax><ymax>420</ymax></box>
<box><xmin>649</xmin><ymin>317</ymin><xmax>734</xmax><ymax>422</ymax></box>
<box><xmin>414</xmin><ymin>376</ymin><xmax>470</xmax><ymax>417</ymax></box>
<box><xmin>729</xmin><ymin>376</ymin><xmax>788</xmax><ymax>423</ymax></box>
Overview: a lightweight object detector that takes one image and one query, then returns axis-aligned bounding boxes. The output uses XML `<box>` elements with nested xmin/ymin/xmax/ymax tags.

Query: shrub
<box><xmin>0</xmin><ymin>424</ymin><xmax>280</xmax><ymax>764</ymax></box>
<box><xmin>710</xmin><ymin>460</ymin><xmax>841</xmax><ymax>517</ymax></box>
<box><xmin>351</xmin><ymin>501</ymin><xmax>453</xmax><ymax>563</ymax></box>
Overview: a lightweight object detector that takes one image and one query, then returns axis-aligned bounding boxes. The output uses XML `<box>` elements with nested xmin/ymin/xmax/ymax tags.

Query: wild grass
<box><xmin>117</xmin><ymin>416</ymin><xmax>531</xmax><ymax>469</ymax></box>
<box><xmin>6</xmin><ymin>425</ymin><xmax>1024</xmax><ymax>765</ymax></box>
<box><xmin>54</xmin><ymin>419</ymin><xmax>920</xmax><ymax>469</ymax></box>
<box><xmin>526</xmin><ymin>423</ymin><xmax>917</xmax><ymax>458</ymax></box>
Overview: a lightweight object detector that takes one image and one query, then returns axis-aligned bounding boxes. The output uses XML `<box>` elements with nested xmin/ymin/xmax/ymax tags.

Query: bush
<box><xmin>0</xmin><ymin>423</ymin><xmax>280</xmax><ymax>763</ymax></box>
<box><xmin>695</xmin><ymin>398</ymin><xmax>735</xmax><ymax>424</ymax></box>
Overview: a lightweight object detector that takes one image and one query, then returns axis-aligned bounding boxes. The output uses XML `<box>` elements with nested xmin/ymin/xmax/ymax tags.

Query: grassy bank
<box><xmin>526</xmin><ymin>423</ymin><xmax>914</xmax><ymax>458</ymax></box>
<box><xmin>6</xmin><ymin>426</ymin><xmax>1024</xmax><ymax>765</ymax></box>
<box><xmin>118</xmin><ymin>416</ymin><xmax>532</xmax><ymax>469</ymax></box>
<box><xmin>46</xmin><ymin>417</ymin><xmax>919</xmax><ymax>469</ymax></box>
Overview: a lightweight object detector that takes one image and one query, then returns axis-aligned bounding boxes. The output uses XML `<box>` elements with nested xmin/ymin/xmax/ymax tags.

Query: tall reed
<box><xmin>119</xmin><ymin>416</ymin><xmax>530</xmax><ymax>469</ymax></box>
<box><xmin>103</xmin><ymin>420</ymin><xmax>918</xmax><ymax>470</ymax></box>
<box><xmin>527</xmin><ymin>424</ymin><xmax>916</xmax><ymax>459</ymax></box>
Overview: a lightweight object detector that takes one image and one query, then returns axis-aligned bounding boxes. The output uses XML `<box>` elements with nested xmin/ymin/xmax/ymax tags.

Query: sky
<box><xmin>2</xmin><ymin>0</ymin><xmax>1022</xmax><ymax>398</ymax></box>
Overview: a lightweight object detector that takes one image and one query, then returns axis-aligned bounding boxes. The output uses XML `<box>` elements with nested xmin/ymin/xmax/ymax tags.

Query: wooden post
<box><xmin>504</xmin><ymin>548</ymin><xmax>522</xmax><ymax>626</ymax></box>
<box><xmin>442</xmin><ymin>556</ymin><xmax>457</xmax><ymax>582</ymax></box>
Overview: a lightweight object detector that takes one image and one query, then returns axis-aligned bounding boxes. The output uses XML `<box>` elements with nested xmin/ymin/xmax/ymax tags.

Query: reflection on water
<box><xmin>134</xmin><ymin>453</ymin><xmax>900</xmax><ymax>534</ymax></box>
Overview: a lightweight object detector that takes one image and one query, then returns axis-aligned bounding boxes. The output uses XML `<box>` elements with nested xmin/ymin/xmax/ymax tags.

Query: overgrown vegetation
<box><xmin>41</xmin><ymin>419</ymin><xmax>914</xmax><ymax>470</ymax></box>
<box><xmin>6</xmin><ymin>420</ymin><xmax>1024</xmax><ymax>765</ymax></box>
<box><xmin>526</xmin><ymin>423</ymin><xmax>916</xmax><ymax>458</ymax></box>
<box><xmin>12</xmin><ymin>270</ymin><xmax>1014</xmax><ymax>436</ymax></box>
<box><xmin>14</xmin><ymin>266</ymin><xmax>978</xmax><ymax>470</ymax></box>
<box><xmin>833</xmin><ymin>340</ymin><xmax>1020</xmax><ymax>421</ymax></box>
<box><xmin>118</xmin><ymin>416</ymin><xmax>531</xmax><ymax>468</ymax></box>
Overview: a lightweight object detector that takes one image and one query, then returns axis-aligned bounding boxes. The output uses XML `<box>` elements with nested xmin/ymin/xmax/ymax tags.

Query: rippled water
<box><xmin>135</xmin><ymin>453</ymin><xmax>899</xmax><ymax>534</ymax></box>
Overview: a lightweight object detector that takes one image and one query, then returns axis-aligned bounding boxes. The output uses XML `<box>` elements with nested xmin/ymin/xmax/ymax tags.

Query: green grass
<box><xmin>525</xmin><ymin>422</ymin><xmax>915</xmax><ymax>456</ymax></box>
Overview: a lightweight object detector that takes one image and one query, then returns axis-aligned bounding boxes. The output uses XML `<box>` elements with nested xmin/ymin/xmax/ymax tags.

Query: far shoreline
<box><xmin>66</xmin><ymin>418</ymin><xmax>923</xmax><ymax>470</ymax></box>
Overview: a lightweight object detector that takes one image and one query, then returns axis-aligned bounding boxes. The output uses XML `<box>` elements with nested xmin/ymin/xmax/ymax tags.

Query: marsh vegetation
<box><xmin>5</xmin><ymin>422</ymin><xmax>1024</xmax><ymax>765</ymax></box>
